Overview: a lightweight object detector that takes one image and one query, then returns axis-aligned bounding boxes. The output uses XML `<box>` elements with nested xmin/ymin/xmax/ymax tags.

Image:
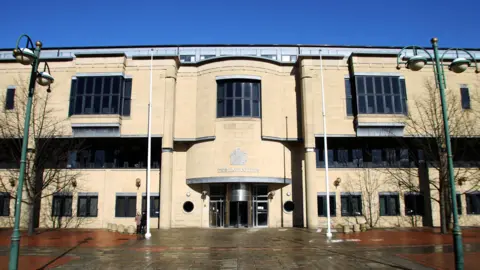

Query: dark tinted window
<box><xmin>379</xmin><ymin>194</ymin><xmax>399</xmax><ymax>216</ymax></box>
<box><xmin>5</xmin><ymin>88</ymin><xmax>15</xmax><ymax>110</ymax></box>
<box><xmin>460</xmin><ymin>86</ymin><xmax>471</xmax><ymax>109</ymax></box>
<box><xmin>115</xmin><ymin>196</ymin><xmax>136</xmax><ymax>217</ymax></box>
<box><xmin>404</xmin><ymin>194</ymin><xmax>424</xmax><ymax>216</ymax></box>
<box><xmin>52</xmin><ymin>194</ymin><xmax>73</xmax><ymax>217</ymax></box>
<box><xmin>217</xmin><ymin>80</ymin><xmax>261</xmax><ymax>118</ymax></box>
<box><xmin>355</xmin><ymin>76</ymin><xmax>407</xmax><ymax>115</ymax></box>
<box><xmin>142</xmin><ymin>196</ymin><xmax>160</xmax><ymax>217</ymax></box>
<box><xmin>317</xmin><ymin>195</ymin><xmax>336</xmax><ymax>217</ymax></box>
<box><xmin>345</xmin><ymin>78</ymin><xmax>353</xmax><ymax>116</ymax></box>
<box><xmin>68</xmin><ymin>76</ymin><xmax>132</xmax><ymax>116</ymax></box>
<box><xmin>466</xmin><ymin>193</ymin><xmax>480</xmax><ymax>215</ymax></box>
<box><xmin>0</xmin><ymin>193</ymin><xmax>10</xmax><ymax>216</ymax></box>
<box><xmin>77</xmin><ymin>196</ymin><xmax>98</xmax><ymax>217</ymax></box>
<box><xmin>341</xmin><ymin>194</ymin><xmax>362</xmax><ymax>216</ymax></box>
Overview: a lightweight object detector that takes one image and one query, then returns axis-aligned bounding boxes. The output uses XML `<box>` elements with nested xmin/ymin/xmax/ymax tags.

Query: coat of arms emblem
<box><xmin>230</xmin><ymin>148</ymin><xmax>247</xmax><ymax>165</ymax></box>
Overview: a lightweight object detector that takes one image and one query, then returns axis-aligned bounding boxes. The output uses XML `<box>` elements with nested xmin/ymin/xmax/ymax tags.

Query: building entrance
<box><xmin>208</xmin><ymin>183</ymin><xmax>269</xmax><ymax>228</ymax></box>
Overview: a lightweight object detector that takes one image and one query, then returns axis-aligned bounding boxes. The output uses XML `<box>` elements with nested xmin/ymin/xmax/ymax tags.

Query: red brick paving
<box><xmin>0</xmin><ymin>229</ymin><xmax>136</xmax><ymax>248</ymax></box>
<box><xmin>338</xmin><ymin>228</ymin><xmax>480</xmax><ymax>246</ymax></box>
<box><xmin>0</xmin><ymin>255</ymin><xmax>79</xmax><ymax>270</ymax></box>
<box><xmin>397</xmin><ymin>252</ymin><xmax>480</xmax><ymax>270</ymax></box>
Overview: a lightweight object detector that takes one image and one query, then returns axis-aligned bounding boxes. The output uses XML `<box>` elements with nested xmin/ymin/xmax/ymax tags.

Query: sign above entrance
<box><xmin>230</xmin><ymin>148</ymin><xmax>247</xmax><ymax>165</ymax></box>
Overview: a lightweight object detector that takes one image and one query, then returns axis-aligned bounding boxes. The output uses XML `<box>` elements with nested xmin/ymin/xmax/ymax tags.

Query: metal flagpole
<box><xmin>145</xmin><ymin>49</ymin><xmax>153</xmax><ymax>239</ymax></box>
<box><xmin>320</xmin><ymin>49</ymin><xmax>332</xmax><ymax>238</ymax></box>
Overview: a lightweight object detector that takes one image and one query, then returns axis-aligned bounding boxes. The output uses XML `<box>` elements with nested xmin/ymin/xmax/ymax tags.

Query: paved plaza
<box><xmin>0</xmin><ymin>227</ymin><xmax>479</xmax><ymax>269</ymax></box>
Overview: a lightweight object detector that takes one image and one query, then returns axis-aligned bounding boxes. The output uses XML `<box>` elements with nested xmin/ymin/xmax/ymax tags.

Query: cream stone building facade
<box><xmin>0</xmin><ymin>44</ymin><xmax>479</xmax><ymax>230</ymax></box>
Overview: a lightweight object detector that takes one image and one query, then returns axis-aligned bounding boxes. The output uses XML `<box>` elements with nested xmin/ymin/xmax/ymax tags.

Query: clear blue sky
<box><xmin>1</xmin><ymin>0</ymin><xmax>479</xmax><ymax>49</ymax></box>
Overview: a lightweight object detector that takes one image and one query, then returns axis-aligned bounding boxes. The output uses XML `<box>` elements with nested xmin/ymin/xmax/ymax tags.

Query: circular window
<box><xmin>183</xmin><ymin>201</ymin><xmax>194</xmax><ymax>213</ymax></box>
<box><xmin>283</xmin><ymin>201</ymin><xmax>295</xmax><ymax>212</ymax></box>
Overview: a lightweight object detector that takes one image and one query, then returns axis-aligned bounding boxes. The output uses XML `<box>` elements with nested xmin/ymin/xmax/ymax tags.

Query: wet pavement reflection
<box><xmin>0</xmin><ymin>227</ymin><xmax>479</xmax><ymax>269</ymax></box>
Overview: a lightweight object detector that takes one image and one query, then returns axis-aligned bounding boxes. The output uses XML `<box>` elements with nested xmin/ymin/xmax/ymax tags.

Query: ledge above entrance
<box><xmin>186</xmin><ymin>176</ymin><xmax>292</xmax><ymax>184</ymax></box>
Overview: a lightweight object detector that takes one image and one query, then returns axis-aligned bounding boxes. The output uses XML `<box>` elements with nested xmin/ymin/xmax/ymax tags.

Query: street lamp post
<box><xmin>9</xmin><ymin>34</ymin><xmax>54</xmax><ymax>270</ymax></box>
<box><xmin>396</xmin><ymin>38</ymin><xmax>479</xmax><ymax>270</ymax></box>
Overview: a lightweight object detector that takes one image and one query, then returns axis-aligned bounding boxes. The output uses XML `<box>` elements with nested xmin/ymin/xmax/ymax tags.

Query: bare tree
<box><xmin>0</xmin><ymin>77</ymin><xmax>83</xmax><ymax>235</ymax></box>
<box><xmin>344</xmin><ymin>167</ymin><xmax>384</xmax><ymax>228</ymax></box>
<box><xmin>385</xmin><ymin>79</ymin><xmax>480</xmax><ymax>233</ymax></box>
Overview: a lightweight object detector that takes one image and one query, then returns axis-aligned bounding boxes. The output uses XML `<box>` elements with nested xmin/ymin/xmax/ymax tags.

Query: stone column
<box><xmin>159</xmin><ymin>69</ymin><xmax>176</xmax><ymax>229</ymax></box>
<box><xmin>300</xmin><ymin>63</ymin><xmax>318</xmax><ymax>229</ymax></box>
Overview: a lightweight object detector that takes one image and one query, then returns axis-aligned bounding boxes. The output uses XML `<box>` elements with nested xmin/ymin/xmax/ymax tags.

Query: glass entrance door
<box><xmin>253</xmin><ymin>185</ymin><xmax>269</xmax><ymax>227</ymax></box>
<box><xmin>209</xmin><ymin>199</ymin><xmax>225</xmax><ymax>227</ymax></box>
<box><xmin>209</xmin><ymin>184</ymin><xmax>226</xmax><ymax>228</ymax></box>
<box><xmin>229</xmin><ymin>201</ymin><xmax>248</xmax><ymax>228</ymax></box>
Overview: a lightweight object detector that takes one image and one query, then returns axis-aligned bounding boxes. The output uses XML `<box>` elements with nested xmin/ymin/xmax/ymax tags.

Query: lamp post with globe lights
<box><xmin>396</xmin><ymin>38</ymin><xmax>479</xmax><ymax>270</ymax></box>
<box><xmin>9</xmin><ymin>34</ymin><xmax>54</xmax><ymax>270</ymax></box>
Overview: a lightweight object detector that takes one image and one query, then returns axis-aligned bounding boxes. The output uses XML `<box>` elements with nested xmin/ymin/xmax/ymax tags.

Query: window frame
<box><xmin>317</xmin><ymin>194</ymin><xmax>336</xmax><ymax>217</ymax></box>
<box><xmin>404</xmin><ymin>193</ymin><xmax>424</xmax><ymax>216</ymax></box>
<box><xmin>69</xmin><ymin>76</ymin><xmax>132</xmax><ymax>116</ymax></box>
<box><xmin>77</xmin><ymin>195</ymin><xmax>98</xmax><ymax>217</ymax></box>
<box><xmin>460</xmin><ymin>85</ymin><xmax>471</xmax><ymax>110</ymax></box>
<box><xmin>0</xmin><ymin>192</ymin><xmax>10</xmax><ymax>216</ymax></box>
<box><xmin>216</xmin><ymin>80</ymin><xmax>261</xmax><ymax>118</ymax></box>
<box><xmin>379</xmin><ymin>193</ymin><xmax>400</xmax><ymax>216</ymax></box>
<box><xmin>466</xmin><ymin>192</ymin><xmax>480</xmax><ymax>215</ymax></box>
<box><xmin>52</xmin><ymin>194</ymin><xmax>73</xmax><ymax>217</ymax></box>
<box><xmin>355</xmin><ymin>75</ymin><xmax>407</xmax><ymax>115</ymax></box>
<box><xmin>5</xmin><ymin>87</ymin><xmax>15</xmax><ymax>110</ymax></box>
<box><xmin>142</xmin><ymin>195</ymin><xmax>160</xmax><ymax>218</ymax></box>
<box><xmin>115</xmin><ymin>195</ymin><xmax>137</xmax><ymax>217</ymax></box>
<box><xmin>341</xmin><ymin>194</ymin><xmax>362</xmax><ymax>217</ymax></box>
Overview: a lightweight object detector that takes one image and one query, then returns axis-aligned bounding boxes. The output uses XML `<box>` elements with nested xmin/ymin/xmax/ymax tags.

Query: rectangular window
<box><xmin>460</xmin><ymin>86</ymin><xmax>471</xmax><ymax>109</ymax></box>
<box><xmin>0</xmin><ymin>193</ymin><xmax>10</xmax><ymax>216</ymax></box>
<box><xmin>77</xmin><ymin>195</ymin><xmax>98</xmax><ymax>217</ymax></box>
<box><xmin>217</xmin><ymin>80</ymin><xmax>261</xmax><ymax>118</ymax></box>
<box><xmin>404</xmin><ymin>193</ymin><xmax>424</xmax><ymax>216</ymax></box>
<box><xmin>142</xmin><ymin>196</ymin><xmax>160</xmax><ymax>217</ymax></box>
<box><xmin>52</xmin><ymin>194</ymin><xmax>73</xmax><ymax>217</ymax></box>
<box><xmin>115</xmin><ymin>195</ymin><xmax>136</xmax><ymax>217</ymax></box>
<box><xmin>341</xmin><ymin>194</ymin><xmax>362</xmax><ymax>216</ymax></box>
<box><xmin>355</xmin><ymin>76</ymin><xmax>407</xmax><ymax>115</ymax></box>
<box><xmin>200</xmin><ymin>55</ymin><xmax>215</xmax><ymax>60</ymax></box>
<box><xmin>281</xmin><ymin>55</ymin><xmax>297</xmax><ymax>62</ymax></box>
<box><xmin>262</xmin><ymin>55</ymin><xmax>277</xmax><ymax>60</ymax></box>
<box><xmin>379</xmin><ymin>193</ymin><xmax>400</xmax><ymax>216</ymax></box>
<box><xmin>68</xmin><ymin>76</ymin><xmax>132</xmax><ymax>116</ymax></box>
<box><xmin>5</xmin><ymin>87</ymin><xmax>15</xmax><ymax>110</ymax></box>
<box><xmin>456</xmin><ymin>194</ymin><xmax>462</xmax><ymax>215</ymax></box>
<box><xmin>345</xmin><ymin>78</ymin><xmax>353</xmax><ymax>116</ymax></box>
<box><xmin>317</xmin><ymin>195</ymin><xmax>336</xmax><ymax>217</ymax></box>
<box><xmin>180</xmin><ymin>55</ymin><xmax>196</xmax><ymax>63</ymax></box>
<box><xmin>466</xmin><ymin>192</ymin><xmax>480</xmax><ymax>215</ymax></box>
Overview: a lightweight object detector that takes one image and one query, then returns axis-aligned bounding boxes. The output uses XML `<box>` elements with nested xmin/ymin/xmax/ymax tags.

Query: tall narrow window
<box><xmin>217</xmin><ymin>80</ymin><xmax>261</xmax><ymax>118</ymax></box>
<box><xmin>345</xmin><ymin>78</ymin><xmax>353</xmax><ymax>116</ymax></box>
<box><xmin>0</xmin><ymin>192</ymin><xmax>10</xmax><ymax>216</ymax></box>
<box><xmin>460</xmin><ymin>85</ymin><xmax>471</xmax><ymax>109</ymax></box>
<box><xmin>456</xmin><ymin>194</ymin><xmax>462</xmax><ymax>215</ymax></box>
<box><xmin>5</xmin><ymin>87</ymin><xmax>15</xmax><ymax>110</ymax></box>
